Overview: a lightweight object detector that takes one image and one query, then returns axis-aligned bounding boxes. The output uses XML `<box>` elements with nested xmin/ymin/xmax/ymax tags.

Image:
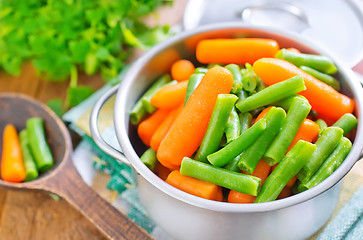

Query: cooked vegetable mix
<box><xmin>130</xmin><ymin>38</ymin><xmax>357</xmax><ymax>203</ymax></box>
<box><xmin>1</xmin><ymin>118</ymin><xmax>54</xmax><ymax>182</ymax></box>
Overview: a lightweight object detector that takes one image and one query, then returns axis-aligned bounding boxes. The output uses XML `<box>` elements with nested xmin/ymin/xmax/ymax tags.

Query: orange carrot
<box><xmin>253</xmin><ymin>106</ymin><xmax>274</xmax><ymax>124</ymax></box>
<box><xmin>166</xmin><ymin>170</ymin><xmax>223</xmax><ymax>201</ymax></box>
<box><xmin>253</xmin><ymin>58</ymin><xmax>354</xmax><ymax>120</ymax></box>
<box><xmin>157</xmin><ymin>67</ymin><xmax>234</xmax><ymax>167</ymax></box>
<box><xmin>137</xmin><ymin>109</ymin><xmax>170</xmax><ymax>146</ymax></box>
<box><xmin>1</xmin><ymin>124</ymin><xmax>26</xmax><ymax>183</ymax></box>
<box><xmin>228</xmin><ymin>160</ymin><xmax>271</xmax><ymax>203</ymax></box>
<box><xmin>153</xmin><ymin>163</ymin><xmax>172</xmax><ymax>181</ymax></box>
<box><xmin>196</xmin><ymin>38</ymin><xmax>280</xmax><ymax>64</ymax></box>
<box><xmin>171</xmin><ymin>59</ymin><xmax>195</xmax><ymax>81</ymax></box>
<box><xmin>277</xmin><ymin>186</ymin><xmax>292</xmax><ymax>199</ymax></box>
<box><xmin>272</xmin><ymin>119</ymin><xmax>320</xmax><ymax>187</ymax></box>
<box><xmin>286</xmin><ymin>48</ymin><xmax>301</xmax><ymax>53</ymax></box>
<box><xmin>150</xmin><ymin>105</ymin><xmax>183</xmax><ymax>151</ymax></box>
<box><xmin>150</xmin><ymin>80</ymin><xmax>189</xmax><ymax>109</ymax></box>
<box><xmin>315</xmin><ymin>112</ymin><xmax>336</xmax><ymax>126</ymax></box>
<box><xmin>287</xmin><ymin>119</ymin><xmax>320</xmax><ymax>152</ymax></box>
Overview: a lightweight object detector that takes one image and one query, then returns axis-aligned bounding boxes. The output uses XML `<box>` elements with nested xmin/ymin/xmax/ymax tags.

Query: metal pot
<box><xmin>90</xmin><ymin>23</ymin><xmax>363</xmax><ymax>240</ymax></box>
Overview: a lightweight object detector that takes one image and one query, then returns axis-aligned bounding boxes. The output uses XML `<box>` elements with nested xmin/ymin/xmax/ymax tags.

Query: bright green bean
<box><xmin>223</xmin><ymin>153</ymin><xmax>243</xmax><ymax>172</ymax></box>
<box><xmin>130</xmin><ymin>74</ymin><xmax>171</xmax><ymax>124</ymax></box>
<box><xmin>207</xmin><ymin>119</ymin><xmax>266</xmax><ymax>167</ymax></box>
<box><xmin>235</xmin><ymin>75</ymin><xmax>306</xmax><ymax>113</ymax></box>
<box><xmin>180</xmin><ymin>157</ymin><xmax>261</xmax><ymax>196</ymax></box>
<box><xmin>255</xmin><ymin>140</ymin><xmax>316</xmax><ymax>203</ymax></box>
<box><xmin>239</xmin><ymin>112</ymin><xmax>252</xmax><ymax>134</ymax></box>
<box><xmin>140</xmin><ymin>148</ymin><xmax>158</xmax><ymax>170</ymax></box>
<box><xmin>264</xmin><ymin>97</ymin><xmax>311</xmax><ymax>165</ymax></box>
<box><xmin>238</xmin><ymin>107</ymin><xmax>286</xmax><ymax>174</ymax></box>
<box><xmin>19</xmin><ymin>129</ymin><xmax>38</xmax><ymax>181</ymax></box>
<box><xmin>141</xmin><ymin>75</ymin><xmax>174</xmax><ymax>113</ymax></box>
<box><xmin>225</xmin><ymin>64</ymin><xmax>243</xmax><ymax>94</ymax></box>
<box><xmin>225</xmin><ymin>106</ymin><xmax>241</xmax><ymax>144</ymax></box>
<box><xmin>332</xmin><ymin>113</ymin><xmax>358</xmax><ymax>136</ymax></box>
<box><xmin>297</xmin><ymin>137</ymin><xmax>351</xmax><ymax>192</ymax></box>
<box><xmin>26</xmin><ymin>118</ymin><xmax>54</xmax><ymax>172</ymax></box>
<box><xmin>130</xmin><ymin>100</ymin><xmax>147</xmax><ymax>125</ymax></box>
<box><xmin>271</xmin><ymin>95</ymin><xmax>307</xmax><ymax>111</ymax></box>
<box><xmin>241</xmin><ymin>63</ymin><xmax>257</xmax><ymax>92</ymax></box>
<box><xmin>194</xmin><ymin>67</ymin><xmax>208</xmax><ymax>74</ymax></box>
<box><xmin>316</xmin><ymin>119</ymin><xmax>328</xmax><ymax>137</ymax></box>
<box><xmin>184</xmin><ymin>73</ymin><xmax>204</xmax><ymax>105</ymax></box>
<box><xmin>235</xmin><ymin>89</ymin><xmax>249</xmax><ymax>101</ymax></box>
<box><xmin>297</xmin><ymin>127</ymin><xmax>343</xmax><ymax>183</ymax></box>
<box><xmin>275</xmin><ymin>48</ymin><xmax>338</xmax><ymax>74</ymax></box>
<box><xmin>195</xmin><ymin>94</ymin><xmax>238</xmax><ymax>162</ymax></box>
<box><xmin>300</xmin><ymin>65</ymin><xmax>340</xmax><ymax>91</ymax></box>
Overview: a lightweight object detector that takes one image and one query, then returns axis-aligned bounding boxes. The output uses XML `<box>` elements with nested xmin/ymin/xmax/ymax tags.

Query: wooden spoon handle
<box><xmin>39</xmin><ymin>157</ymin><xmax>153</xmax><ymax>240</ymax></box>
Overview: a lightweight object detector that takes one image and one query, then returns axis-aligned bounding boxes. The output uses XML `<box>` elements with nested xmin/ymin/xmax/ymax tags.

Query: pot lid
<box><xmin>183</xmin><ymin>0</ymin><xmax>363</xmax><ymax>68</ymax></box>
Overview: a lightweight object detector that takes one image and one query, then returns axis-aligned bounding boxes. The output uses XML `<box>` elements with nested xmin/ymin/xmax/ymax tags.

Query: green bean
<box><xmin>235</xmin><ymin>89</ymin><xmax>249</xmax><ymax>101</ymax></box>
<box><xmin>130</xmin><ymin>74</ymin><xmax>171</xmax><ymax>124</ymax></box>
<box><xmin>141</xmin><ymin>75</ymin><xmax>173</xmax><ymax>113</ymax></box>
<box><xmin>194</xmin><ymin>67</ymin><xmax>208</xmax><ymax>74</ymax></box>
<box><xmin>184</xmin><ymin>73</ymin><xmax>204</xmax><ymax>105</ymax></box>
<box><xmin>255</xmin><ymin>140</ymin><xmax>316</xmax><ymax>203</ymax></box>
<box><xmin>130</xmin><ymin>100</ymin><xmax>147</xmax><ymax>125</ymax></box>
<box><xmin>300</xmin><ymin>65</ymin><xmax>340</xmax><ymax>91</ymax></box>
<box><xmin>264</xmin><ymin>97</ymin><xmax>311</xmax><ymax>165</ymax></box>
<box><xmin>238</xmin><ymin>107</ymin><xmax>286</xmax><ymax>174</ymax></box>
<box><xmin>195</xmin><ymin>94</ymin><xmax>238</xmax><ymax>162</ymax></box>
<box><xmin>297</xmin><ymin>137</ymin><xmax>351</xmax><ymax>192</ymax></box>
<box><xmin>275</xmin><ymin>48</ymin><xmax>338</xmax><ymax>74</ymax></box>
<box><xmin>271</xmin><ymin>95</ymin><xmax>307</xmax><ymax>111</ymax></box>
<box><xmin>207</xmin><ymin>119</ymin><xmax>266</xmax><ymax>167</ymax></box>
<box><xmin>297</xmin><ymin>127</ymin><xmax>343</xmax><ymax>183</ymax></box>
<box><xmin>223</xmin><ymin>153</ymin><xmax>243</xmax><ymax>172</ymax></box>
<box><xmin>19</xmin><ymin>129</ymin><xmax>38</xmax><ymax>181</ymax></box>
<box><xmin>225</xmin><ymin>106</ymin><xmax>241</xmax><ymax>144</ymax></box>
<box><xmin>235</xmin><ymin>75</ymin><xmax>305</xmax><ymax>113</ymax></box>
<box><xmin>239</xmin><ymin>112</ymin><xmax>252</xmax><ymax>134</ymax></box>
<box><xmin>316</xmin><ymin>119</ymin><xmax>328</xmax><ymax>137</ymax></box>
<box><xmin>26</xmin><ymin>118</ymin><xmax>54</xmax><ymax>172</ymax></box>
<box><xmin>207</xmin><ymin>63</ymin><xmax>221</xmax><ymax>69</ymax></box>
<box><xmin>332</xmin><ymin>113</ymin><xmax>358</xmax><ymax>136</ymax></box>
<box><xmin>241</xmin><ymin>63</ymin><xmax>258</xmax><ymax>92</ymax></box>
<box><xmin>140</xmin><ymin>148</ymin><xmax>158</xmax><ymax>170</ymax></box>
<box><xmin>256</xmin><ymin>75</ymin><xmax>267</xmax><ymax>92</ymax></box>
<box><xmin>225</xmin><ymin>64</ymin><xmax>243</xmax><ymax>94</ymax></box>
<box><xmin>180</xmin><ymin>157</ymin><xmax>261</xmax><ymax>196</ymax></box>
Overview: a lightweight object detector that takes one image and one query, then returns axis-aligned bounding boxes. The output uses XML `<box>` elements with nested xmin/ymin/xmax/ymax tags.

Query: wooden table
<box><xmin>0</xmin><ymin>1</ymin><xmax>187</xmax><ymax>239</ymax></box>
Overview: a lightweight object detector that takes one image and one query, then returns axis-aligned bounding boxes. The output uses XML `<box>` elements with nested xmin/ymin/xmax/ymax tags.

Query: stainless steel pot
<box><xmin>90</xmin><ymin>23</ymin><xmax>363</xmax><ymax>240</ymax></box>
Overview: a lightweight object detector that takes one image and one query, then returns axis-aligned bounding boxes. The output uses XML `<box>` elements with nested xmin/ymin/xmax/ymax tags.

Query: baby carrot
<box><xmin>157</xmin><ymin>67</ymin><xmax>234</xmax><ymax>167</ymax></box>
<box><xmin>166</xmin><ymin>170</ymin><xmax>222</xmax><ymax>201</ymax></box>
<box><xmin>153</xmin><ymin>163</ymin><xmax>172</xmax><ymax>181</ymax></box>
<box><xmin>253</xmin><ymin>58</ymin><xmax>354</xmax><ymax>120</ymax></box>
<box><xmin>150</xmin><ymin>80</ymin><xmax>189</xmax><ymax>109</ymax></box>
<box><xmin>196</xmin><ymin>38</ymin><xmax>280</xmax><ymax>64</ymax></box>
<box><xmin>1</xmin><ymin>124</ymin><xmax>26</xmax><ymax>182</ymax></box>
<box><xmin>137</xmin><ymin>108</ymin><xmax>171</xmax><ymax>146</ymax></box>
<box><xmin>287</xmin><ymin>119</ymin><xmax>320</xmax><ymax>152</ymax></box>
<box><xmin>171</xmin><ymin>59</ymin><xmax>195</xmax><ymax>82</ymax></box>
<box><xmin>228</xmin><ymin>160</ymin><xmax>271</xmax><ymax>203</ymax></box>
<box><xmin>150</xmin><ymin>105</ymin><xmax>183</xmax><ymax>151</ymax></box>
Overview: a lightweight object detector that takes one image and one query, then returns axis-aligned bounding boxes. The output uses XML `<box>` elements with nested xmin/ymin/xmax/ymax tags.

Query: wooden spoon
<box><xmin>0</xmin><ymin>93</ymin><xmax>153</xmax><ymax>240</ymax></box>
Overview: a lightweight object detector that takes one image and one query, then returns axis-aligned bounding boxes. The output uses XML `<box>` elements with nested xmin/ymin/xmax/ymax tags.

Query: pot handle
<box><xmin>89</xmin><ymin>85</ymin><xmax>131</xmax><ymax>166</ymax></box>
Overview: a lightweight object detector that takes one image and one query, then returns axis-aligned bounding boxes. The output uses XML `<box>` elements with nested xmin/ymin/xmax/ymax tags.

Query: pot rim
<box><xmin>114</xmin><ymin>22</ymin><xmax>363</xmax><ymax>213</ymax></box>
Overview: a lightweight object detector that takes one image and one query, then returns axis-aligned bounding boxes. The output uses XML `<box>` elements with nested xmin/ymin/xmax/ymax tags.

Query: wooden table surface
<box><xmin>0</xmin><ymin>1</ymin><xmax>187</xmax><ymax>239</ymax></box>
<box><xmin>1</xmin><ymin>1</ymin><xmax>363</xmax><ymax>239</ymax></box>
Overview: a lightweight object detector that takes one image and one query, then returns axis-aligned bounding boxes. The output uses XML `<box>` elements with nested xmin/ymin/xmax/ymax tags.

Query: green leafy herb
<box><xmin>0</xmin><ymin>0</ymin><xmax>172</xmax><ymax>110</ymax></box>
